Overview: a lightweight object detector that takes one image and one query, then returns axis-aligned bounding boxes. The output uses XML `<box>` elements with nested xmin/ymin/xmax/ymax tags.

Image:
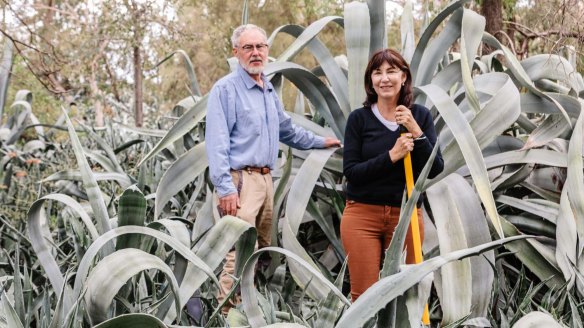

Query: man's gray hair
<box><xmin>231</xmin><ymin>24</ymin><xmax>267</xmax><ymax>48</ymax></box>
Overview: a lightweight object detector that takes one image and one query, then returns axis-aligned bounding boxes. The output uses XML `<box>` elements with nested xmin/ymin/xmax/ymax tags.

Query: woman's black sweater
<box><xmin>343</xmin><ymin>104</ymin><xmax>444</xmax><ymax>207</ymax></box>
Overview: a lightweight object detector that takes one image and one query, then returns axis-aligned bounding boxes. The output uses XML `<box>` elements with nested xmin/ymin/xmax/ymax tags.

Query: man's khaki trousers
<box><xmin>216</xmin><ymin>170</ymin><xmax>273</xmax><ymax>312</ymax></box>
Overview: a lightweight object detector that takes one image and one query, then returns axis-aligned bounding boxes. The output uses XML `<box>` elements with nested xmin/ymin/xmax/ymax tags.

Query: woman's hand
<box><xmin>389</xmin><ymin>133</ymin><xmax>414</xmax><ymax>163</ymax></box>
<box><xmin>395</xmin><ymin>105</ymin><xmax>423</xmax><ymax>138</ymax></box>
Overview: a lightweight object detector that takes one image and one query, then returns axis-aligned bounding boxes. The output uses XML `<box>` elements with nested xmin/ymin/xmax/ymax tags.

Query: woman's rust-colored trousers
<box><xmin>340</xmin><ymin>201</ymin><xmax>424</xmax><ymax>301</ymax></box>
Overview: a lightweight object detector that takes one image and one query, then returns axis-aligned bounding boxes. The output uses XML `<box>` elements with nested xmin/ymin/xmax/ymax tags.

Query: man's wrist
<box><xmin>218</xmin><ymin>189</ymin><xmax>238</xmax><ymax>198</ymax></box>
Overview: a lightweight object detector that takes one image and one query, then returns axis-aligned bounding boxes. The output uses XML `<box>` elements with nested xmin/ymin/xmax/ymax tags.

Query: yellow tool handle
<box><xmin>403</xmin><ymin>148</ymin><xmax>430</xmax><ymax>325</ymax></box>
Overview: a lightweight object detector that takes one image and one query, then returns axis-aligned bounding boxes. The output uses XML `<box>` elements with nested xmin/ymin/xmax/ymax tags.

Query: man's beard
<box><xmin>242</xmin><ymin>57</ymin><xmax>265</xmax><ymax>74</ymax></box>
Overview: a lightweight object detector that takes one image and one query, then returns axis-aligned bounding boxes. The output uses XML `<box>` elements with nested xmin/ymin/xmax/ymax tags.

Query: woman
<box><xmin>341</xmin><ymin>49</ymin><xmax>444</xmax><ymax>301</ymax></box>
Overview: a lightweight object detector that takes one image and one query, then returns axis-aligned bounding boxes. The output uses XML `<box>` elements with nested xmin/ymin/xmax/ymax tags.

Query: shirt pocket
<box><xmin>238</xmin><ymin>106</ymin><xmax>262</xmax><ymax>135</ymax></box>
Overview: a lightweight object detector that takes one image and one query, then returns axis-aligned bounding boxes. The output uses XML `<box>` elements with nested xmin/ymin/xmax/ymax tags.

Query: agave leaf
<box><xmin>191</xmin><ymin>186</ymin><xmax>215</xmax><ymax>243</ymax></box>
<box><xmin>404</xmin><ymin>272</ymin><xmax>434</xmax><ymax>328</ymax></box>
<box><xmin>505</xmin><ymin>213</ymin><xmax>559</xmax><ymax>238</ymax></box>
<box><xmin>93</xmin><ymin>313</ymin><xmax>167</xmax><ymax>328</ymax></box>
<box><xmin>146</xmin><ymin>218</ymin><xmax>192</xmax><ymax>286</ymax></box>
<box><xmin>293</xmin><ymin>89</ymin><xmax>305</xmax><ymax>115</ymax></box>
<box><xmin>565</xmin><ymin>108</ymin><xmax>584</xmax><ymax>253</ymax></box>
<box><xmin>367</xmin><ymin>0</ymin><xmax>386</xmax><ymax>56</ymax></box>
<box><xmin>336</xmin><ymin>235</ymin><xmax>529</xmax><ymax>328</ymax></box>
<box><xmin>79</xmin><ymin>123</ymin><xmax>124</xmax><ymax>173</ymax></box>
<box><xmin>1</xmin><ymin>290</ymin><xmax>24</xmax><ymax>328</ymax></box>
<box><xmin>116</xmin><ymin>123</ymin><xmax>167</xmax><ymax>138</ymax></box>
<box><xmin>555</xmin><ymin>182</ymin><xmax>578</xmax><ymax>286</ymax></box>
<box><xmin>264</xmin><ymin>62</ymin><xmax>345</xmax><ymax>139</ymax></box>
<box><xmin>138</xmin><ymin>95</ymin><xmax>207</xmax><ymax>166</ymax></box>
<box><xmin>6</xmin><ymin>100</ymin><xmax>31</xmax><ymax>144</ymax></box>
<box><xmin>116</xmin><ymin>186</ymin><xmax>146</xmax><ymax>250</ymax></box>
<box><xmin>315</xmin><ymin>259</ymin><xmax>347</xmax><ymax>328</ymax></box>
<box><xmin>85</xmin><ymin>249</ymin><xmax>181</xmax><ymax>324</ymax></box>
<box><xmin>436</xmin><ymin>72</ymin><xmax>521</xmax><ymax>180</ymax></box>
<box><xmin>72</xmin><ymin>225</ymin><xmax>218</xmax><ymax>315</ymax></box>
<box><xmin>535</xmin><ymin>79</ymin><xmax>571</xmax><ymax>94</ymax></box>
<box><xmin>500</xmin><ymin>218</ymin><xmax>564</xmax><ymax>288</ymax></box>
<box><xmin>0</xmin><ymin>41</ymin><xmax>13</xmax><ymax>123</ymax></box>
<box><xmin>286</xmin><ymin>147</ymin><xmax>337</xmax><ymax>233</ymax></box>
<box><xmin>344</xmin><ymin>1</ymin><xmax>369</xmax><ymax>110</ymax></box>
<box><xmin>427</xmin><ymin>174</ymin><xmax>494</xmax><ymax>321</ymax></box>
<box><xmin>83</xmin><ymin>150</ymin><xmax>118</xmax><ymax>173</ymax></box>
<box><xmin>292</xmin><ymin>148</ymin><xmax>342</xmax><ymax>174</ymax></box>
<box><xmin>410</xmin><ymin>0</ymin><xmax>470</xmax><ymax>82</ymax></box>
<box><xmin>162</xmin><ymin>216</ymin><xmax>255</xmax><ymax>322</ymax></box>
<box><xmin>307</xmin><ymin>198</ymin><xmax>344</xmax><ymax>260</ymax></box>
<box><xmin>147</xmin><ymin>219</ymin><xmax>190</xmax><ymax>249</ymax></box>
<box><xmin>412</xmin><ymin>7</ymin><xmax>464</xmax><ymax>87</ymax></box>
<box><xmin>288</xmin><ymin>112</ymin><xmax>336</xmax><ymax>138</ymax></box>
<box><xmin>523</xmin><ymin>114</ymin><xmax>571</xmax><ymax>150</ymax></box>
<box><xmin>271</xmin><ymin>147</ymin><xmax>293</xmax><ymax>246</ymax></box>
<box><xmin>113</xmin><ymin>139</ymin><xmax>145</xmax><ymax>154</ymax></box>
<box><xmin>28</xmin><ymin>194</ymin><xmax>95</xmax><ymax>310</ymax></box>
<box><xmin>270</xmin><ymin>20</ymin><xmax>350</xmax><ymax>118</ymax></box>
<box><xmin>47</xmin><ymin>272</ymin><xmax>70</xmax><ymax>328</ymax></box>
<box><xmin>496</xmin><ymin>195</ymin><xmax>558</xmax><ymax>223</ymax></box>
<box><xmin>240</xmin><ymin>0</ymin><xmax>248</xmax><ymax>24</ymax></box>
<box><xmin>240</xmin><ymin>247</ymin><xmax>350</xmax><ymax>328</ymax></box>
<box><xmin>401</xmin><ymin>0</ymin><xmax>415</xmax><ymax>62</ymax></box>
<box><xmin>274</xmin><ymin>17</ymin><xmax>342</xmax><ymax>62</ymax></box>
<box><xmin>459</xmin><ymin>8</ymin><xmax>485</xmax><ymax>114</ymax></box>
<box><xmin>521</xmin><ymin>92</ymin><xmax>581</xmax><ymax>118</ymax></box>
<box><xmin>511</xmin><ymin>311</ymin><xmax>565</xmax><ymax>328</ymax></box>
<box><xmin>417</xmin><ymin>84</ymin><xmax>503</xmax><ymax>237</ymax></box>
<box><xmin>281</xmin><ymin>221</ymin><xmax>328</xmax><ymax>300</ymax></box>
<box><xmin>11</xmin><ymin>247</ymin><xmax>24</xmax><ymax>325</ymax></box>
<box><xmin>521</xmin><ymin>54</ymin><xmax>583</xmax><ymax>93</ymax></box>
<box><xmin>568</xmin><ymin>293</ymin><xmax>584</xmax><ymax>328</ymax></box>
<box><xmin>62</xmin><ymin>108</ymin><xmax>112</xmax><ymax>235</ymax></box>
<box><xmin>42</xmin><ymin>170</ymin><xmax>132</xmax><ymax>189</ymax></box>
<box><xmin>457</xmin><ymin>149</ymin><xmax>567</xmax><ymax>176</ymax></box>
<box><xmin>481</xmin><ymin>34</ymin><xmax>572</xmax><ymax>147</ymax></box>
<box><xmin>154</xmin><ymin>50</ymin><xmax>201</xmax><ymax>97</ymax></box>
<box><xmin>428</xmin><ymin>179</ymin><xmax>471</xmax><ymax>324</ymax></box>
<box><xmin>155</xmin><ymin>142</ymin><xmax>207</xmax><ymax>218</ymax></box>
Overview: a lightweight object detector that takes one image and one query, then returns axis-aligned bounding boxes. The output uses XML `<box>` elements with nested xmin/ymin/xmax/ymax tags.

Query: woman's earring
<box><xmin>401</xmin><ymin>82</ymin><xmax>405</xmax><ymax>86</ymax></box>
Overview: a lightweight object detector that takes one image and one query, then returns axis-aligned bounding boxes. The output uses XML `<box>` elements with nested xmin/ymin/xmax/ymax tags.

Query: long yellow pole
<box><xmin>403</xmin><ymin>146</ymin><xmax>430</xmax><ymax>325</ymax></box>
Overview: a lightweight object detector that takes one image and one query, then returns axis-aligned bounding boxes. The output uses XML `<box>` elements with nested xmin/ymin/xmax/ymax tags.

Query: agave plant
<box><xmin>1</xmin><ymin>0</ymin><xmax>583</xmax><ymax>327</ymax></box>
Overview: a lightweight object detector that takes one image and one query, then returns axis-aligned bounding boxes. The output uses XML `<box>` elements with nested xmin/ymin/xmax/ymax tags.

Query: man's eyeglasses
<box><xmin>239</xmin><ymin>43</ymin><xmax>269</xmax><ymax>53</ymax></box>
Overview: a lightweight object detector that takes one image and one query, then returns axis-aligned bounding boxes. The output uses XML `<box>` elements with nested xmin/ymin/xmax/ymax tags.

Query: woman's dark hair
<box><xmin>363</xmin><ymin>48</ymin><xmax>413</xmax><ymax>108</ymax></box>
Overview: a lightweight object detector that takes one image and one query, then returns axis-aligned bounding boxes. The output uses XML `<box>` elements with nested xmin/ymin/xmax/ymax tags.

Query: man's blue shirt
<box><xmin>205</xmin><ymin>65</ymin><xmax>325</xmax><ymax>197</ymax></box>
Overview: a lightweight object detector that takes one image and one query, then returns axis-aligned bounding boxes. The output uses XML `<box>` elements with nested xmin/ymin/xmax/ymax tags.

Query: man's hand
<box><xmin>323</xmin><ymin>137</ymin><xmax>342</xmax><ymax>148</ymax></box>
<box><xmin>219</xmin><ymin>193</ymin><xmax>240</xmax><ymax>216</ymax></box>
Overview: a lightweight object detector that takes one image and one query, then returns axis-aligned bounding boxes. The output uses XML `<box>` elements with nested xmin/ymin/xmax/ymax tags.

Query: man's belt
<box><xmin>243</xmin><ymin>166</ymin><xmax>271</xmax><ymax>174</ymax></box>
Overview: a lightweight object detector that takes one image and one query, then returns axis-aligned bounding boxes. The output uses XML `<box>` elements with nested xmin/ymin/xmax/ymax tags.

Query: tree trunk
<box><xmin>481</xmin><ymin>0</ymin><xmax>503</xmax><ymax>54</ymax></box>
<box><xmin>90</xmin><ymin>61</ymin><xmax>104</xmax><ymax>127</ymax></box>
<box><xmin>133</xmin><ymin>45</ymin><xmax>143</xmax><ymax>127</ymax></box>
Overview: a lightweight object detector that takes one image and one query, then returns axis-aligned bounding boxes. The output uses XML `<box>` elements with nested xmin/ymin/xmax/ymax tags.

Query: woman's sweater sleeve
<box><xmin>411</xmin><ymin>107</ymin><xmax>444</xmax><ymax>178</ymax></box>
<box><xmin>343</xmin><ymin>110</ymin><xmax>395</xmax><ymax>185</ymax></box>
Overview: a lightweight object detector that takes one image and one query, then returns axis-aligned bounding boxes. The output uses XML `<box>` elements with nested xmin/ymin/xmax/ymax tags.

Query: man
<box><xmin>205</xmin><ymin>24</ymin><xmax>341</xmax><ymax>313</ymax></box>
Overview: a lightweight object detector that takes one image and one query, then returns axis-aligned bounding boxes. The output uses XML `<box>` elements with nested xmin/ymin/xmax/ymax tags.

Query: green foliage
<box><xmin>1</xmin><ymin>1</ymin><xmax>584</xmax><ymax>327</ymax></box>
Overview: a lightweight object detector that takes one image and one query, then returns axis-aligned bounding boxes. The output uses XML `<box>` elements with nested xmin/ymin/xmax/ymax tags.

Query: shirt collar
<box><xmin>237</xmin><ymin>64</ymin><xmax>273</xmax><ymax>91</ymax></box>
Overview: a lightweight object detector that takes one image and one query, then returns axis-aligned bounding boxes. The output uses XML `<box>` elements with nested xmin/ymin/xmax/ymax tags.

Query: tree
<box><xmin>1</xmin><ymin>0</ymin><xmax>188</xmax><ymax>127</ymax></box>
<box><xmin>481</xmin><ymin>0</ymin><xmax>503</xmax><ymax>53</ymax></box>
